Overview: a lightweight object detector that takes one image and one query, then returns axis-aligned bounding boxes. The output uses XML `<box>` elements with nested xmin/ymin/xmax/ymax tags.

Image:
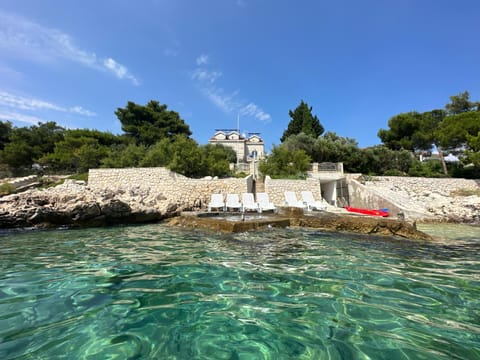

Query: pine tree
<box><xmin>281</xmin><ymin>100</ymin><xmax>324</xmax><ymax>142</ymax></box>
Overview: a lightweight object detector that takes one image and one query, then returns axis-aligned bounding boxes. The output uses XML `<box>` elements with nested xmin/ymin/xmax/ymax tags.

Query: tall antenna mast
<box><xmin>236</xmin><ymin>113</ymin><xmax>240</xmax><ymax>167</ymax></box>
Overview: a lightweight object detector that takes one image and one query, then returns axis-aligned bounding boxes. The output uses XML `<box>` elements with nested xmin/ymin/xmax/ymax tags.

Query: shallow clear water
<box><xmin>0</xmin><ymin>224</ymin><xmax>479</xmax><ymax>359</ymax></box>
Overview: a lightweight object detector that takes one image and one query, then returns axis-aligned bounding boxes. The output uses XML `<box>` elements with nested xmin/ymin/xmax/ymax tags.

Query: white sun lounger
<box><xmin>207</xmin><ymin>193</ymin><xmax>225</xmax><ymax>212</ymax></box>
<box><xmin>284</xmin><ymin>191</ymin><xmax>306</xmax><ymax>208</ymax></box>
<box><xmin>225</xmin><ymin>193</ymin><xmax>242</xmax><ymax>211</ymax></box>
<box><xmin>256</xmin><ymin>192</ymin><xmax>276</xmax><ymax>212</ymax></box>
<box><xmin>242</xmin><ymin>193</ymin><xmax>260</xmax><ymax>212</ymax></box>
<box><xmin>301</xmin><ymin>191</ymin><xmax>327</xmax><ymax>211</ymax></box>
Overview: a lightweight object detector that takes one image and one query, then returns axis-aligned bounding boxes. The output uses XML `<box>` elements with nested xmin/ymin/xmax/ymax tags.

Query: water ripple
<box><xmin>0</xmin><ymin>224</ymin><xmax>479</xmax><ymax>359</ymax></box>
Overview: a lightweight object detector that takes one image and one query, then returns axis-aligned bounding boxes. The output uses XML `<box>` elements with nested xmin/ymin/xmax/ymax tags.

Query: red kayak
<box><xmin>344</xmin><ymin>206</ymin><xmax>389</xmax><ymax>217</ymax></box>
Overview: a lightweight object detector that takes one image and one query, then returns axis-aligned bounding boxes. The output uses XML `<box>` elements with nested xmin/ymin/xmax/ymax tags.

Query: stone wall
<box><xmin>1</xmin><ymin>175</ymin><xmax>38</xmax><ymax>190</ymax></box>
<box><xmin>347</xmin><ymin>176</ymin><xmax>410</xmax><ymax>219</ymax></box>
<box><xmin>88</xmin><ymin>168</ymin><xmax>252</xmax><ymax>210</ymax></box>
<box><xmin>346</xmin><ymin>175</ymin><xmax>480</xmax><ymax>222</ymax></box>
<box><xmin>264</xmin><ymin>176</ymin><xmax>321</xmax><ymax>205</ymax></box>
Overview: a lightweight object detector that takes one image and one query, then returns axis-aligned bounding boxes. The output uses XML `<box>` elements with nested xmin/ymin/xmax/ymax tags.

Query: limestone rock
<box><xmin>0</xmin><ymin>180</ymin><xmax>183</xmax><ymax>229</ymax></box>
<box><xmin>362</xmin><ymin>176</ymin><xmax>480</xmax><ymax>223</ymax></box>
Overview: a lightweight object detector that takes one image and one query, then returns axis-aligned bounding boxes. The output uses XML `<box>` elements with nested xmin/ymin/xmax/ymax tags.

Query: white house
<box><xmin>208</xmin><ymin>129</ymin><xmax>265</xmax><ymax>163</ymax></box>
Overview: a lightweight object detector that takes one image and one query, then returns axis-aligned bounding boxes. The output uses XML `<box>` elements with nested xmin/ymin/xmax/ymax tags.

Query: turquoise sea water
<box><xmin>0</xmin><ymin>224</ymin><xmax>479</xmax><ymax>359</ymax></box>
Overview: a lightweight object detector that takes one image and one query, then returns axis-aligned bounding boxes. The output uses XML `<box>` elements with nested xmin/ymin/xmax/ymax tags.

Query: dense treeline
<box><xmin>1</xmin><ymin>93</ymin><xmax>479</xmax><ymax>179</ymax></box>
<box><xmin>0</xmin><ymin>101</ymin><xmax>236</xmax><ymax>178</ymax></box>
<box><xmin>259</xmin><ymin>93</ymin><xmax>480</xmax><ymax>178</ymax></box>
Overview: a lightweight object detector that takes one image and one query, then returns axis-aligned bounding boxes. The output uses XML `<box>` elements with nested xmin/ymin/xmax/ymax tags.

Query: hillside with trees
<box><xmin>261</xmin><ymin>94</ymin><xmax>480</xmax><ymax>178</ymax></box>
<box><xmin>260</xmin><ymin>100</ymin><xmax>416</xmax><ymax>178</ymax></box>
<box><xmin>1</xmin><ymin>93</ymin><xmax>479</xmax><ymax>180</ymax></box>
<box><xmin>378</xmin><ymin>91</ymin><xmax>480</xmax><ymax>177</ymax></box>
<box><xmin>0</xmin><ymin>101</ymin><xmax>236</xmax><ymax>178</ymax></box>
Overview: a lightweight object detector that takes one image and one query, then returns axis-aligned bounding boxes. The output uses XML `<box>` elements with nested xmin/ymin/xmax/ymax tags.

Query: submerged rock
<box><xmin>294</xmin><ymin>212</ymin><xmax>430</xmax><ymax>240</ymax></box>
<box><xmin>169</xmin><ymin>213</ymin><xmax>291</xmax><ymax>233</ymax></box>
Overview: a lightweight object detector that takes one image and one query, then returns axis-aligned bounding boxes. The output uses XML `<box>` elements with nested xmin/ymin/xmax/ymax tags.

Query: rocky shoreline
<box><xmin>361</xmin><ymin>176</ymin><xmax>480</xmax><ymax>223</ymax></box>
<box><xmin>0</xmin><ymin>178</ymin><xmax>479</xmax><ymax>237</ymax></box>
<box><xmin>0</xmin><ymin>180</ymin><xmax>177</xmax><ymax>229</ymax></box>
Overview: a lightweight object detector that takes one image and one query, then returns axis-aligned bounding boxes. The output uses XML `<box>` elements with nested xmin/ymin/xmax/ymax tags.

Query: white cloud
<box><xmin>196</xmin><ymin>54</ymin><xmax>209</xmax><ymax>66</ymax></box>
<box><xmin>0</xmin><ymin>91</ymin><xmax>62</xmax><ymax>112</ymax></box>
<box><xmin>191</xmin><ymin>59</ymin><xmax>271</xmax><ymax>123</ymax></box>
<box><xmin>69</xmin><ymin>106</ymin><xmax>96</xmax><ymax>117</ymax></box>
<box><xmin>0</xmin><ymin>111</ymin><xmax>46</xmax><ymax>125</ymax></box>
<box><xmin>0</xmin><ymin>11</ymin><xmax>139</xmax><ymax>85</ymax></box>
<box><xmin>104</xmin><ymin>58</ymin><xmax>127</xmax><ymax>78</ymax></box>
<box><xmin>103</xmin><ymin>58</ymin><xmax>139</xmax><ymax>85</ymax></box>
<box><xmin>192</xmin><ymin>68</ymin><xmax>222</xmax><ymax>84</ymax></box>
<box><xmin>0</xmin><ymin>91</ymin><xmax>97</xmax><ymax>116</ymax></box>
<box><xmin>162</xmin><ymin>24</ymin><xmax>181</xmax><ymax>58</ymax></box>
<box><xmin>204</xmin><ymin>88</ymin><xmax>240</xmax><ymax>113</ymax></box>
<box><xmin>240</xmin><ymin>102</ymin><xmax>272</xmax><ymax>122</ymax></box>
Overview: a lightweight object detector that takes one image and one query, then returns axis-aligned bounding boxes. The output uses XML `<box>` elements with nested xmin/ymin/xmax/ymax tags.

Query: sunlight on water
<box><xmin>417</xmin><ymin>222</ymin><xmax>480</xmax><ymax>241</ymax></box>
<box><xmin>0</xmin><ymin>224</ymin><xmax>479</xmax><ymax>359</ymax></box>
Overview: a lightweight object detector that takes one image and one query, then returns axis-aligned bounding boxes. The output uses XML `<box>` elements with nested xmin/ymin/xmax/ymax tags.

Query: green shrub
<box><xmin>234</xmin><ymin>172</ymin><xmax>249</xmax><ymax>178</ymax></box>
<box><xmin>408</xmin><ymin>161</ymin><xmax>447</xmax><ymax>178</ymax></box>
<box><xmin>67</xmin><ymin>173</ymin><xmax>88</xmax><ymax>182</ymax></box>
<box><xmin>0</xmin><ymin>183</ymin><xmax>16</xmax><ymax>196</ymax></box>
<box><xmin>449</xmin><ymin>163</ymin><xmax>480</xmax><ymax>179</ymax></box>
<box><xmin>267</xmin><ymin>173</ymin><xmax>308</xmax><ymax>180</ymax></box>
<box><xmin>383</xmin><ymin>169</ymin><xmax>406</xmax><ymax>176</ymax></box>
<box><xmin>38</xmin><ymin>177</ymin><xmax>64</xmax><ymax>189</ymax></box>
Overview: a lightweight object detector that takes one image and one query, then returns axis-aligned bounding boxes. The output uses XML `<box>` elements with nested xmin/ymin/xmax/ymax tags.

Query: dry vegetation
<box><xmin>450</xmin><ymin>188</ymin><xmax>480</xmax><ymax>197</ymax></box>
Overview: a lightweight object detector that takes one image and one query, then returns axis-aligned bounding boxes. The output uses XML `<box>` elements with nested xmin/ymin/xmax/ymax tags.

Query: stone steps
<box><xmin>255</xmin><ymin>179</ymin><xmax>265</xmax><ymax>194</ymax></box>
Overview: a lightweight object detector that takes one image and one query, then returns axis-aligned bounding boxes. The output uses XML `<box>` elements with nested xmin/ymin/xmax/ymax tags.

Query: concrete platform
<box><xmin>173</xmin><ymin>211</ymin><xmax>290</xmax><ymax>233</ymax></box>
<box><xmin>170</xmin><ymin>208</ymin><xmax>433</xmax><ymax>240</ymax></box>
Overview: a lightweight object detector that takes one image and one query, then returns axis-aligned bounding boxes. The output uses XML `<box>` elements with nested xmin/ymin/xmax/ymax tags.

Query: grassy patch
<box><xmin>67</xmin><ymin>173</ymin><xmax>88</xmax><ymax>182</ymax></box>
<box><xmin>0</xmin><ymin>183</ymin><xmax>16</xmax><ymax>196</ymax></box>
<box><xmin>267</xmin><ymin>174</ymin><xmax>308</xmax><ymax>180</ymax></box>
<box><xmin>450</xmin><ymin>188</ymin><xmax>480</xmax><ymax>197</ymax></box>
<box><xmin>233</xmin><ymin>172</ymin><xmax>249</xmax><ymax>178</ymax></box>
<box><xmin>38</xmin><ymin>178</ymin><xmax>64</xmax><ymax>189</ymax></box>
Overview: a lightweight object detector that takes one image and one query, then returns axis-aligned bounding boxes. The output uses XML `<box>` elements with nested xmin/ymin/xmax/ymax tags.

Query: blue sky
<box><xmin>1</xmin><ymin>0</ymin><xmax>479</xmax><ymax>151</ymax></box>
